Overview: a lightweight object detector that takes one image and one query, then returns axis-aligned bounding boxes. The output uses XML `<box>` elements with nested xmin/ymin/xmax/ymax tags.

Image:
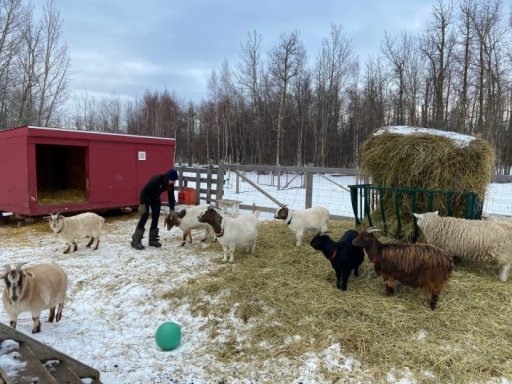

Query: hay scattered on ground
<box><xmin>167</xmin><ymin>220</ymin><xmax>512</xmax><ymax>383</ymax></box>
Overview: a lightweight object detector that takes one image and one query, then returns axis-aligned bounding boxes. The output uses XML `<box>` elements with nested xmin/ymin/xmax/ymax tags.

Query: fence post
<box><xmin>349</xmin><ymin>185</ymin><xmax>360</xmax><ymax>225</ymax></box>
<box><xmin>236</xmin><ymin>171</ymin><xmax>240</xmax><ymax>194</ymax></box>
<box><xmin>206</xmin><ymin>168</ymin><xmax>212</xmax><ymax>204</ymax></box>
<box><xmin>217</xmin><ymin>163</ymin><xmax>225</xmax><ymax>202</ymax></box>
<box><xmin>305</xmin><ymin>166</ymin><xmax>313</xmax><ymax>209</ymax></box>
<box><xmin>195</xmin><ymin>169</ymin><xmax>201</xmax><ymax>204</ymax></box>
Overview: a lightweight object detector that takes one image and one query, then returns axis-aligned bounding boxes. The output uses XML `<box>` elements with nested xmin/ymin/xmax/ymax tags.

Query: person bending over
<box><xmin>130</xmin><ymin>168</ymin><xmax>178</xmax><ymax>250</ymax></box>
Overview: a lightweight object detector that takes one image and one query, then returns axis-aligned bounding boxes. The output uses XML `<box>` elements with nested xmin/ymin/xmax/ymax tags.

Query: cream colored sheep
<box><xmin>414</xmin><ymin>211</ymin><xmax>512</xmax><ymax>282</ymax></box>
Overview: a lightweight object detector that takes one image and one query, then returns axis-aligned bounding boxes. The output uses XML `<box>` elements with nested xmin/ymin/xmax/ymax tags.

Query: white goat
<box><xmin>46</xmin><ymin>212</ymin><xmax>105</xmax><ymax>254</ymax></box>
<box><xmin>197</xmin><ymin>206</ymin><xmax>259</xmax><ymax>263</ymax></box>
<box><xmin>274</xmin><ymin>205</ymin><xmax>330</xmax><ymax>246</ymax></box>
<box><xmin>414</xmin><ymin>211</ymin><xmax>512</xmax><ymax>282</ymax></box>
<box><xmin>2</xmin><ymin>262</ymin><xmax>68</xmax><ymax>333</ymax></box>
<box><xmin>164</xmin><ymin>204</ymin><xmax>215</xmax><ymax>246</ymax></box>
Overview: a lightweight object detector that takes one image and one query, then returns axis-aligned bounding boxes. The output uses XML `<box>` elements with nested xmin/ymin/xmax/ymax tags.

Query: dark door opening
<box><xmin>36</xmin><ymin>144</ymin><xmax>88</xmax><ymax>205</ymax></box>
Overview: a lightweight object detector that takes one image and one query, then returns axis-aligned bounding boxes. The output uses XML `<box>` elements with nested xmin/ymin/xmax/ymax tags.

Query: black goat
<box><xmin>309</xmin><ymin>229</ymin><xmax>365</xmax><ymax>291</ymax></box>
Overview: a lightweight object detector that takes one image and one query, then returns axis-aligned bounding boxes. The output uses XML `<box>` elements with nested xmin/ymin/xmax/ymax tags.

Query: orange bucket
<box><xmin>178</xmin><ymin>187</ymin><xmax>197</xmax><ymax>205</ymax></box>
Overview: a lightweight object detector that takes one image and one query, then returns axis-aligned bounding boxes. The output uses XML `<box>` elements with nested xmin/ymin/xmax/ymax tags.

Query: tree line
<box><xmin>2</xmin><ymin>0</ymin><xmax>512</xmax><ymax>173</ymax></box>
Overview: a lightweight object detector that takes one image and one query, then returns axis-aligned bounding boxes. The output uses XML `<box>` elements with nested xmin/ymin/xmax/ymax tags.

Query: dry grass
<box><xmin>37</xmin><ymin>188</ymin><xmax>87</xmax><ymax>205</ymax></box>
<box><xmin>360</xmin><ymin>130</ymin><xmax>496</xmax><ymax>240</ymax></box>
<box><xmin>167</xmin><ymin>219</ymin><xmax>512</xmax><ymax>383</ymax></box>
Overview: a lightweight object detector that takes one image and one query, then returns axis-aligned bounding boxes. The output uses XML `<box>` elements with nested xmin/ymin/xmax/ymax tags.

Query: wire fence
<box><xmin>217</xmin><ymin>164</ymin><xmax>512</xmax><ymax>220</ymax></box>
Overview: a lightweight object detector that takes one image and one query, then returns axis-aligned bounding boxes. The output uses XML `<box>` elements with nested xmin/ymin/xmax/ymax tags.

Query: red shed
<box><xmin>0</xmin><ymin>126</ymin><xmax>176</xmax><ymax>217</ymax></box>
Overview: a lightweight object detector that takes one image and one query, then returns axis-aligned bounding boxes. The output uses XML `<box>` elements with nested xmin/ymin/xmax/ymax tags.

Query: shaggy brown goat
<box><xmin>352</xmin><ymin>228</ymin><xmax>453</xmax><ymax>310</ymax></box>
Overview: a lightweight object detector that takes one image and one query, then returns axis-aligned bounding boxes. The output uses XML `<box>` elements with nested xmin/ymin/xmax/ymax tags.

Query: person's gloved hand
<box><xmin>138</xmin><ymin>204</ymin><xmax>147</xmax><ymax>214</ymax></box>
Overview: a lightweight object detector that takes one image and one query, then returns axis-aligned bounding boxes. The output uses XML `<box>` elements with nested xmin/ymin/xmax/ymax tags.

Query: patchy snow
<box><xmin>374</xmin><ymin>126</ymin><xmax>476</xmax><ymax>147</ymax></box>
<box><xmin>0</xmin><ymin>340</ymin><xmax>26</xmax><ymax>378</ymax></box>
<box><xmin>0</xmin><ymin>215</ymin><xmax>376</xmax><ymax>383</ymax></box>
<box><xmin>0</xmin><ymin>173</ymin><xmax>511</xmax><ymax>383</ymax></box>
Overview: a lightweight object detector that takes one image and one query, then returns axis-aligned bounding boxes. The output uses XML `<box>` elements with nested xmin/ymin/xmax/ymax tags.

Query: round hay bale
<box><xmin>360</xmin><ymin>126</ymin><xmax>495</xmax><ymax>240</ymax></box>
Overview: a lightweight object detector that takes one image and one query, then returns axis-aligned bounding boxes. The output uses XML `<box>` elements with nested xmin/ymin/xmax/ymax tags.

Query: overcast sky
<box><xmin>44</xmin><ymin>0</ymin><xmax>435</xmax><ymax>103</ymax></box>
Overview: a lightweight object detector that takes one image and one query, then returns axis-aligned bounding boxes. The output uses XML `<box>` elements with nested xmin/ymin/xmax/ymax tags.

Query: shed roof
<box><xmin>0</xmin><ymin>125</ymin><xmax>175</xmax><ymax>144</ymax></box>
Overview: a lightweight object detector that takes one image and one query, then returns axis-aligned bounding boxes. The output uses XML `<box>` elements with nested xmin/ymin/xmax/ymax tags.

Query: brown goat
<box><xmin>352</xmin><ymin>228</ymin><xmax>453</xmax><ymax>310</ymax></box>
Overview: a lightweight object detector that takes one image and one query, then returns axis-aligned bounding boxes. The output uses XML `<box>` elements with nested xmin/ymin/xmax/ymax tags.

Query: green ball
<box><xmin>155</xmin><ymin>322</ymin><xmax>181</xmax><ymax>350</ymax></box>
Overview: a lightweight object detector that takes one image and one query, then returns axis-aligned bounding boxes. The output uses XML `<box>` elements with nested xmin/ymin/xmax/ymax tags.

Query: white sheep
<box><xmin>197</xmin><ymin>206</ymin><xmax>259</xmax><ymax>263</ymax></box>
<box><xmin>414</xmin><ymin>211</ymin><xmax>512</xmax><ymax>282</ymax></box>
<box><xmin>274</xmin><ymin>205</ymin><xmax>330</xmax><ymax>246</ymax></box>
<box><xmin>2</xmin><ymin>262</ymin><xmax>68</xmax><ymax>333</ymax></box>
<box><xmin>46</xmin><ymin>212</ymin><xmax>105</xmax><ymax>254</ymax></box>
<box><xmin>164</xmin><ymin>204</ymin><xmax>215</xmax><ymax>246</ymax></box>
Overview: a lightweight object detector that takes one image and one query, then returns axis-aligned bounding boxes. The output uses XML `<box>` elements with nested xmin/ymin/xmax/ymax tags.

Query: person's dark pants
<box><xmin>137</xmin><ymin>199</ymin><xmax>161</xmax><ymax>230</ymax></box>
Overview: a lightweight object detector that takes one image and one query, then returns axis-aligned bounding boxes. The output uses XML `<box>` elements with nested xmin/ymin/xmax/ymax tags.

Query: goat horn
<box><xmin>366</xmin><ymin>227</ymin><xmax>383</xmax><ymax>233</ymax></box>
<box><xmin>3</xmin><ymin>264</ymin><xmax>11</xmax><ymax>273</ymax></box>
<box><xmin>15</xmin><ymin>262</ymin><xmax>27</xmax><ymax>271</ymax></box>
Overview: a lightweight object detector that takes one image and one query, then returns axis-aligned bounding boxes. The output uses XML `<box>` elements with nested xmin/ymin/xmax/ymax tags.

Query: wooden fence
<box><xmin>176</xmin><ymin>164</ymin><xmax>361</xmax><ymax>218</ymax></box>
<box><xmin>176</xmin><ymin>164</ymin><xmax>512</xmax><ymax>219</ymax></box>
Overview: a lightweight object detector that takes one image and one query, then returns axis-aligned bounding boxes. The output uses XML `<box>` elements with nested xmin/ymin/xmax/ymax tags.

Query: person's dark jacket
<box><xmin>139</xmin><ymin>174</ymin><xmax>176</xmax><ymax>210</ymax></box>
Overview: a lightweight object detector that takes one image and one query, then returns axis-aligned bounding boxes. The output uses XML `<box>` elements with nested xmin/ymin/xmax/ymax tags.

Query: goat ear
<box><xmin>433</xmin><ymin>211</ymin><xmax>439</xmax><ymax>215</ymax></box>
<box><xmin>413</xmin><ymin>213</ymin><xmax>420</xmax><ymax>219</ymax></box>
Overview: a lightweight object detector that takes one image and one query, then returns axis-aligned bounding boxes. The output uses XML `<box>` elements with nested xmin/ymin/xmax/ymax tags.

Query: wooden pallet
<box><xmin>0</xmin><ymin>323</ymin><xmax>101</xmax><ymax>384</ymax></box>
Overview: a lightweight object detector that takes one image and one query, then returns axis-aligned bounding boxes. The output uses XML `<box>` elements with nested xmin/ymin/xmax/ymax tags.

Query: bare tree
<box><xmin>236</xmin><ymin>30</ymin><xmax>265</xmax><ymax>163</ymax></box>
<box><xmin>382</xmin><ymin>32</ymin><xmax>407</xmax><ymax>125</ymax></box>
<box><xmin>35</xmin><ymin>0</ymin><xmax>70</xmax><ymax>126</ymax></box>
<box><xmin>421</xmin><ymin>0</ymin><xmax>455</xmax><ymax>128</ymax></box>
<box><xmin>0</xmin><ymin>0</ymin><xmax>28</xmax><ymax>128</ymax></box>
<box><xmin>313</xmin><ymin>24</ymin><xmax>357</xmax><ymax>166</ymax></box>
<box><xmin>469</xmin><ymin>0</ymin><xmax>506</xmax><ymax>143</ymax></box>
<box><xmin>268</xmin><ymin>30</ymin><xmax>306</xmax><ymax>165</ymax></box>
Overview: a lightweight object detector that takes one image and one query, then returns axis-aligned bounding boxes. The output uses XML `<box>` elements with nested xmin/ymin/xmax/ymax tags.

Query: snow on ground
<box><xmin>0</xmin><ymin>172</ymin><xmax>511</xmax><ymax>383</ymax></box>
<box><xmin>0</xmin><ymin>214</ymin><xmax>376</xmax><ymax>384</ymax></box>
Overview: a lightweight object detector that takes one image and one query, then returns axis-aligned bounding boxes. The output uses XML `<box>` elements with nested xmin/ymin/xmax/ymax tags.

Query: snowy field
<box><xmin>0</xmin><ymin>173</ymin><xmax>511</xmax><ymax>383</ymax></box>
<box><xmin>220</xmin><ymin>172</ymin><xmax>512</xmax><ymax>220</ymax></box>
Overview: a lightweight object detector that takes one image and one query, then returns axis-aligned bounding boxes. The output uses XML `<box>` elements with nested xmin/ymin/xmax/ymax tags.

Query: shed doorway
<box><xmin>36</xmin><ymin>144</ymin><xmax>88</xmax><ymax>205</ymax></box>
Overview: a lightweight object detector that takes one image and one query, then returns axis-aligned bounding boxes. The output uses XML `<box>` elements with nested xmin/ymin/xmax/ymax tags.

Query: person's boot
<box><xmin>131</xmin><ymin>227</ymin><xmax>145</xmax><ymax>250</ymax></box>
<box><xmin>149</xmin><ymin>228</ymin><xmax>162</xmax><ymax>247</ymax></box>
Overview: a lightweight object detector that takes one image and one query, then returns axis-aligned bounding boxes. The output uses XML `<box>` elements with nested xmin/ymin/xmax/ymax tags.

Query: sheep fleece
<box><xmin>416</xmin><ymin>213</ymin><xmax>512</xmax><ymax>265</ymax></box>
